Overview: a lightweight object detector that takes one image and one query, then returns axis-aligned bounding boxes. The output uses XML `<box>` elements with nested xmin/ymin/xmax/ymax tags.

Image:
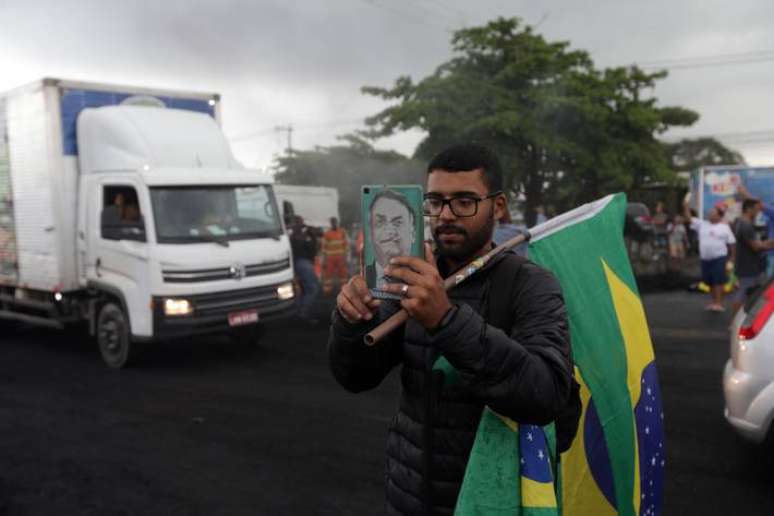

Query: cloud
<box><xmin>2</xmin><ymin>0</ymin><xmax>773</xmax><ymax>169</ymax></box>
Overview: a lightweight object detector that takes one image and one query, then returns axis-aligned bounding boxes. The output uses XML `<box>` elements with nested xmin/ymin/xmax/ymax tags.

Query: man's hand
<box><xmin>337</xmin><ymin>275</ymin><xmax>381</xmax><ymax>324</ymax></box>
<box><xmin>382</xmin><ymin>244</ymin><xmax>453</xmax><ymax>329</ymax></box>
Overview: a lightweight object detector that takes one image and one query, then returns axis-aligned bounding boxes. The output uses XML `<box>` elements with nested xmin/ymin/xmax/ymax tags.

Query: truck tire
<box><xmin>97</xmin><ymin>302</ymin><xmax>141</xmax><ymax>368</ymax></box>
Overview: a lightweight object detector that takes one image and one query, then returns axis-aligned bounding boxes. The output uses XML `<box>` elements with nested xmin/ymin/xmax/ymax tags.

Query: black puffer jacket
<box><xmin>328</xmin><ymin>252</ymin><xmax>574</xmax><ymax>516</ymax></box>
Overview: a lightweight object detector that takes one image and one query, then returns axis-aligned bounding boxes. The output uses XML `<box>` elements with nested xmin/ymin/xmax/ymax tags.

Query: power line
<box><xmin>228</xmin><ymin>118</ymin><xmax>365</xmax><ymax>143</ymax></box>
<box><xmin>663</xmin><ymin>129</ymin><xmax>774</xmax><ymax>144</ymax></box>
<box><xmin>636</xmin><ymin>49</ymin><xmax>774</xmax><ymax>70</ymax></box>
<box><xmin>418</xmin><ymin>0</ymin><xmax>467</xmax><ymax>17</ymax></box>
<box><xmin>356</xmin><ymin>0</ymin><xmax>450</xmax><ymax>29</ymax></box>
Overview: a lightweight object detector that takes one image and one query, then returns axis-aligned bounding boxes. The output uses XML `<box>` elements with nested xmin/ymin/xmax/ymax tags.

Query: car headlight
<box><xmin>277</xmin><ymin>282</ymin><xmax>295</xmax><ymax>300</ymax></box>
<box><xmin>164</xmin><ymin>298</ymin><xmax>193</xmax><ymax>316</ymax></box>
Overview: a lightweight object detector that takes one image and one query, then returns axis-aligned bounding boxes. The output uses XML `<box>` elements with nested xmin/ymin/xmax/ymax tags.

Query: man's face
<box><xmin>426</xmin><ymin>169</ymin><xmax>504</xmax><ymax>261</ymax></box>
<box><xmin>708</xmin><ymin>208</ymin><xmax>721</xmax><ymax>223</ymax></box>
<box><xmin>370</xmin><ymin>196</ymin><xmax>414</xmax><ymax>266</ymax></box>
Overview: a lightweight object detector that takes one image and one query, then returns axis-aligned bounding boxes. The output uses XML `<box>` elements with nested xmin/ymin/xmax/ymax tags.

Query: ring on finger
<box><xmin>400</xmin><ymin>284</ymin><xmax>409</xmax><ymax>297</ymax></box>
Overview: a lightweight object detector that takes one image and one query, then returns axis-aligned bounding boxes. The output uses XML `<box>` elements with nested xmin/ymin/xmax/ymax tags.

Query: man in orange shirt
<box><xmin>322</xmin><ymin>217</ymin><xmax>349</xmax><ymax>295</ymax></box>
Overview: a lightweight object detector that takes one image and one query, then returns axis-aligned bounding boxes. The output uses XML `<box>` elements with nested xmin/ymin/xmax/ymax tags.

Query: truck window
<box><xmin>101</xmin><ymin>185</ymin><xmax>146</xmax><ymax>241</ymax></box>
<box><xmin>149</xmin><ymin>185</ymin><xmax>282</xmax><ymax>243</ymax></box>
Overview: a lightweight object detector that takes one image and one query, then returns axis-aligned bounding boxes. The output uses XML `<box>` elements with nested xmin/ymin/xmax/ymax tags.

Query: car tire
<box><xmin>97</xmin><ymin>302</ymin><xmax>142</xmax><ymax>369</ymax></box>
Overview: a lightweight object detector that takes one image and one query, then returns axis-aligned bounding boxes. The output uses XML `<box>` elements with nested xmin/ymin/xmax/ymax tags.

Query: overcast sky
<box><xmin>2</xmin><ymin>0</ymin><xmax>773</xmax><ymax>170</ymax></box>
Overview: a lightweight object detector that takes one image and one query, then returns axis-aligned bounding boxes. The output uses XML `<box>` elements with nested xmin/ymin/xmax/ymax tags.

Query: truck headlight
<box><xmin>164</xmin><ymin>298</ymin><xmax>193</xmax><ymax>316</ymax></box>
<box><xmin>277</xmin><ymin>282</ymin><xmax>295</xmax><ymax>300</ymax></box>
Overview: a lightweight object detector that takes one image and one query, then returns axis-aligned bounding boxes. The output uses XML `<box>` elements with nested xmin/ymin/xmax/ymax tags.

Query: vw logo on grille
<box><xmin>229</xmin><ymin>262</ymin><xmax>246</xmax><ymax>280</ymax></box>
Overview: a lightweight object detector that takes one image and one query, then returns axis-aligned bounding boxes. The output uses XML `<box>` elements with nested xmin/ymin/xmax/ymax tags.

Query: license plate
<box><xmin>228</xmin><ymin>309</ymin><xmax>259</xmax><ymax>326</ymax></box>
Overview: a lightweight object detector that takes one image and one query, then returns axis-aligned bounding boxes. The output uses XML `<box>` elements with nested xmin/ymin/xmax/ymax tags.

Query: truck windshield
<box><xmin>150</xmin><ymin>185</ymin><xmax>283</xmax><ymax>244</ymax></box>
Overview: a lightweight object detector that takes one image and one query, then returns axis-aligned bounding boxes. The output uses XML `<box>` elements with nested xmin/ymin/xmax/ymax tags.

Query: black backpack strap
<box><xmin>485</xmin><ymin>251</ymin><xmax>582</xmax><ymax>454</ymax></box>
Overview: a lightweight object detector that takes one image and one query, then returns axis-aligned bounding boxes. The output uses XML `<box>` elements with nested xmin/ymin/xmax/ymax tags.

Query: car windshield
<box><xmin>150</xmin><ymin>185</ymin><xmax>282</xmax><ymax>243</ymax></box>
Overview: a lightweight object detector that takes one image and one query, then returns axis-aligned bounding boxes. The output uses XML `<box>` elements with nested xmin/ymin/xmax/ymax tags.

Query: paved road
<box><xmin>0</xmin><ymin>290</ymin><xmax>771</xmax><ymax>515</ymax></box>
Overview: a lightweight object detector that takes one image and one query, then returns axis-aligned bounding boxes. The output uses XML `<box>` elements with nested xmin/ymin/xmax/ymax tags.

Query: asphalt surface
<box><xmin>0</xmin><ymin>289</ymin><xmax>772</xmax><ymax>515</ymax></box>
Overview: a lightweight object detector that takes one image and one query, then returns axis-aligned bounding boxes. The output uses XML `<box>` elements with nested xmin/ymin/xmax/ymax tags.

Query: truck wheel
<box><xmin>97</xmin><ymin>302</ymin><xmax>140</xmax><ymax>368</ymax></box>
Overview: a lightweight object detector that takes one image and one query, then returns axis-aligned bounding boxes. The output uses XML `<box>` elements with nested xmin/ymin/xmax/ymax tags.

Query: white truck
<box><xmin>273</xmin><ymin>184</ymin><xmax>339</xmax><ymax>230</ymax></box>
<box><xmin>0</xmin><ymin>78</ymin><xmax>295</xmax><ymax>368</ymax></box>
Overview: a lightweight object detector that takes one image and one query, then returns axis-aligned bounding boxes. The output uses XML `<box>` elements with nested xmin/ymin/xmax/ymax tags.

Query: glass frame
<box><xmin>422</xmin><ymin>190</ymin><xmax>503</xmax><ymax>217</ymax></box>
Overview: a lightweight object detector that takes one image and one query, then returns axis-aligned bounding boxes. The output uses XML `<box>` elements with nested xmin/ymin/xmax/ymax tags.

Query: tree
<box><xmin>662</xmin><ymin>137</ymin><xmax>745</xmax><ymax>172</ymax></box>
<box><xmin>361</xmin><ymin>17</ymin><xmax>699</xmax><ymax>224</ymax></box>
<box><xmin>272</xmin><ymin>135</ymin><xmax>424</xmax><ymax>226</ymax></box>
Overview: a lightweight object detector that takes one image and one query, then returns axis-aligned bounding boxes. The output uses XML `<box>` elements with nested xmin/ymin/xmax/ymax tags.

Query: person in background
<box><xmin>668</xmin><ymin>214</ymin><xmax>688</xmax><ymax>269</ymax></box>
<box><xmin>737</xmin><ymin>184</ymin><xmax>774</xmax><ymax>278</ymax></box>
<box><xmin>732</xmin><ymin>199</ymin><xmax>774</xmax><ymax>315</ymax></box>
<box><xmin>290</xmin><ymin>215</ymin><xmax>321</xmax><ymax>325</ymax></box>
<box><xmin>652</xmin><ymin>201</ymin><xmax>669</xmax><ymax>248</ymax></box>
<box><xmin>684</xmin><ymin>201</ymin><xmax>736</xmax><ymax>312</ymax></box>
<box><xmin>321</xmin><ymin>217</ymin><xmax>350</xmax><ymax>296</ymax></box>
<box><xmin>493</xmin><ymin>205</ymin><xmax>528</xmax><ymax>257</ymax></box>
<box><xmin>535</xmin><ymin>204</ymin><xmax>547</xmax><ymax>225</ymax></box>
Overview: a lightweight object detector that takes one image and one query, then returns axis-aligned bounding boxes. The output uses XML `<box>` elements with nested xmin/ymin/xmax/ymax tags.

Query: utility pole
<box><xmin>275</xmin><ymin>125</ymin><xmax>293</xmax><ymax>155</ymax></box>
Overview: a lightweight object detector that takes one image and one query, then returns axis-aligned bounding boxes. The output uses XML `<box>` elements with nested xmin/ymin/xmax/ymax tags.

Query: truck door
<box><xmin>86</xmin><ymin>181</ymin><xmax>153</xmax><ymax>338</ymax></box>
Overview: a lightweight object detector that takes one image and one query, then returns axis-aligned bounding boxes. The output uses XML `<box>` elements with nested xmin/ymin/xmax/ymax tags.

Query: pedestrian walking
<box><xmin>321</xmin><ymin>217</ymin><xmax>349</xmax><ymax>296</ymax></box>
<box><xmin>684</xmin><ymin>201</ymin><xmax>736</xmax><ymax>312</ymax></box>
<box><xmin>289</xmin><ymin>216</ymin><xmax>321</xmax><ymax>325</ymax></box>
<box><xmin>732</xmin><ymin>199</ymin><xmax>774</xmax><ymax>315</ymax></box>
<box><xmin>328</xmin><ymin>144</ymin><xmax>580</xmax><ymax>515</ymax></box>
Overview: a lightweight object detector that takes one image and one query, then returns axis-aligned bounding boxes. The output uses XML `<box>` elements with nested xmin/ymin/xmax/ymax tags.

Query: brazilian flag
<box><xmin>450</xmin><ymin>193</ymin><xmax>665</xmax><ymax>515</ymax></box>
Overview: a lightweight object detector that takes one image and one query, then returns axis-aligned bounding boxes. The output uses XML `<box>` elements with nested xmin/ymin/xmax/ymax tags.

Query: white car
<box><xmin>724</xmin><ymin>277</ymin><xmax>774</xmax><ymax>443</ymax></box>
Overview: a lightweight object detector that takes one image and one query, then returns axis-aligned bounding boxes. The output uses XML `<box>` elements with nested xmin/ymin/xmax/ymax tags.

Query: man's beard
<box><xmin>433</xmin><ymin>212</ymin><xmax>494</xmax><ymax>261</ymax></box>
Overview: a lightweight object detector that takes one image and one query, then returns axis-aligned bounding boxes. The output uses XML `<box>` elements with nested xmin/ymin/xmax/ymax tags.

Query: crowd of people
<box><xmin>675</xmin><ymin>187</ymin><xmax>774</xmax><ymax>313</ymax></box>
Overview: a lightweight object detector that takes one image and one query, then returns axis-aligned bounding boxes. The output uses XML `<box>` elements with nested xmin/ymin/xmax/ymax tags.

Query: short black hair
<box><xmin>426</xmin><ymin>144</ymin><xmax>503</xmax><ymax>192</ymax></box>
<box><xmin>742</xmin><ymin>198</ymin><xmax>761</xmax><ymax>213</ymax></box>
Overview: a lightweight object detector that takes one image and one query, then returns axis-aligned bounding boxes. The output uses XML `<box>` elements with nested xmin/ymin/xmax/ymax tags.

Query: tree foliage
<box><xmin>361</xmin><ymin>17</ymin><xmax>699</xmax><ymax>223</ymax></box>
<box><xmin>662</xmin><ymin>137</ymin><xmax>745</xmax><ymax>172</ymax></box>
<box><xmin>272</xmin><ymin>135</ymin><xmax>424</xmax><ymax>226</ymax></box>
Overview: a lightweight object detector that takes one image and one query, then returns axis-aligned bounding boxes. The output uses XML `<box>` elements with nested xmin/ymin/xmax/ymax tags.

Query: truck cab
<box><xmin>72</xmin><ymin>105</ymin><xmax>295</xmax><ymax>366</ymax></box>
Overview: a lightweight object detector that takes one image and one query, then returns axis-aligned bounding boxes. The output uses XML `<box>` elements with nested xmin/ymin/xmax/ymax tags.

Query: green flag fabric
<box><xmin>446</xmin><ymin>193</ymin><xmax>664</xmax><ymax>515</ymax></box>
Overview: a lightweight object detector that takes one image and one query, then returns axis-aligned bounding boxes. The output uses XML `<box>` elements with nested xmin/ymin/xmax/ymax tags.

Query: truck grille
<box><xmin>192</xmin><ymin>285</ymin><xmax>282</xmax><ymax>317</ymax></box>
<box><xmin>163</xmin><ymin>258</ymin><xmax>290</xmax><ymax>283</ymax></box>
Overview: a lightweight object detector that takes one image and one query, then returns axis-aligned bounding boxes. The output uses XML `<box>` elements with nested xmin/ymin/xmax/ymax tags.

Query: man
<box><xmin>329</xmin><ymin>144</ymin><xmax>578</xmax><ymax>515</ymax></box>
<box><xmin>289</xmin><ymin>215</ymin><xmax>320</xmax><ymax>325</ymax></box>
<box><xmin>684</xmin><ymin>202</ymin><xmax>736</xmax><ymax>311</ymax></box>
<box><xmin>365</xmin><ymin>189</ymin><xmax>416</xmax><ymax>289</ymax></box>
<box><xmin>738</xmin><ymin>184</ymin><xmax>774</xmax><ymax>278</ymax></box>
<box><xmin>535</xmin><ymin>204</ymin><xmax>547</xmax><ymax>225</ymax></box>
<box><xmin>493</xmin><ymin>205</ymin><xmax>528</xmax><ymax>256</ymax></box>
<box><xmin>732</xmin><ymin>198</ymin><xmax>774</xmax><ymax>315</ymax></box>
<box><xmin>321</xmin><ymin>217</ymin><xmax>350</xmax><ymax>295</ymax></box>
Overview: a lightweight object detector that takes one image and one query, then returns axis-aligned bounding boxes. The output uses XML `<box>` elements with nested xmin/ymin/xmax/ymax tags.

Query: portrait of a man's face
<box><xmin>362</xmin><ymin>185</ymin><xmax>424</xmax><ymax>298</ymax></box>
<box><xmin>370</xmin><ymin>194</ymin><xmax>415</xmax><ymax>266</ymax></box>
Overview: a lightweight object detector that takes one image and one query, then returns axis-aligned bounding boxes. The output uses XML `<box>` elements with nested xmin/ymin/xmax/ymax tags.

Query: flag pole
<box><xmin>364</xmin><ymin>231</ymin><xmax>531</xmax><ymax>346</ymax></box>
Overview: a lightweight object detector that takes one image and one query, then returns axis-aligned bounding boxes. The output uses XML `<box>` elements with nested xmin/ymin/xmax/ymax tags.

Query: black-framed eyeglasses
<box><xmin>422</xmin><ymin>191</ymin><xmax>503</xmax><ymax>218</ymax></box>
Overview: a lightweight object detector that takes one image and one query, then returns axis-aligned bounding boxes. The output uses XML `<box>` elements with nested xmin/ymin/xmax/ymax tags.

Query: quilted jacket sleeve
<box><xmin>428</xmin><ymin>262</ymin><xmax>573</xmax><ymax>425</ymax></box>
<box><xmin>328</xmin><ymin>302</ymin><xmax>404</xmax><ymax>393</ymax></box>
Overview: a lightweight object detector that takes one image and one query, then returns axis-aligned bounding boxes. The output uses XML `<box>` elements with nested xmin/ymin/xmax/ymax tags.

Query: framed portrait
<box><xmin>361</xmin><ymin>185</ymin><xmax>424</xmax><ymax>300</ymax></box>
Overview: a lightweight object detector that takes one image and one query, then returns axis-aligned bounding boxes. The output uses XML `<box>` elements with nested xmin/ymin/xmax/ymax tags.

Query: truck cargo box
<box><xmin>0</xmin><ymin>78</ymin><xmax>219</xmax><ymax>292</ymax></box>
